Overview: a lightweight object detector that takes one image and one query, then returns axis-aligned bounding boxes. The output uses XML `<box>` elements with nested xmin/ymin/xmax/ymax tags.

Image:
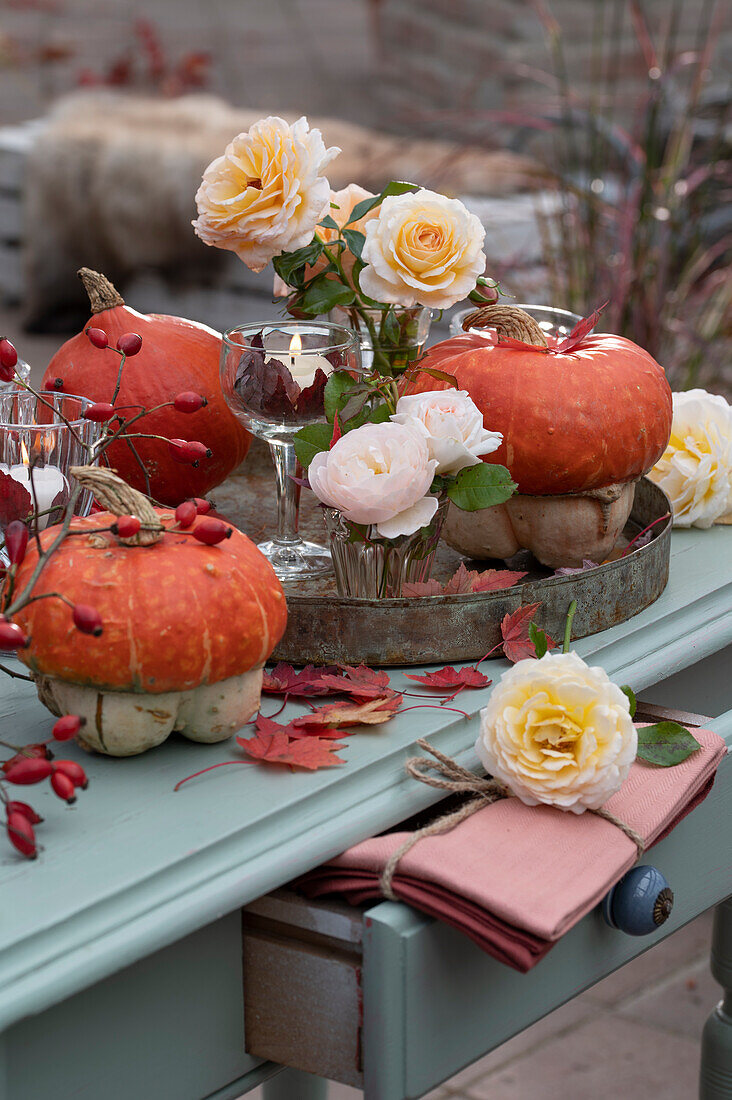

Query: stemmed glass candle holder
<box><xmin>220</xmin><ymin>321</ymin><xmax>361</xmax><ymax>580</ymax></box>
<box><xmin>450</xmin><ymin>303</ymin><xmax>582</xmax><ymax>341</ymax></box>
<box><xmin>0</xmin><ymin>391</ymin><xmax>103</xmax><ymax>549</ymax></box>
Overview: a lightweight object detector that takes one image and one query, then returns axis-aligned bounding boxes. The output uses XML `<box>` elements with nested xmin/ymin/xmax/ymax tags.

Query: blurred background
<box><xmin>0</xmin><ymin>0</ymin><xmax>729</xmax><ymax>393</ymax></box>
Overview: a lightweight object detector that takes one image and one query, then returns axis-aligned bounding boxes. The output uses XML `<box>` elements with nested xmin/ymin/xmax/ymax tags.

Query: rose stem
<box><xmin>563</xmin><ymin>600</ymin><xmax>578</xmax><ymax>653</ymax></box>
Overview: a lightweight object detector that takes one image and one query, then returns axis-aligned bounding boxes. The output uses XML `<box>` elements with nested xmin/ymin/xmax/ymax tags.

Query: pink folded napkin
<box><xmin>299</xmin><ymin>726</ymin><xmax>726</xmax><ymax>971</ymax></box>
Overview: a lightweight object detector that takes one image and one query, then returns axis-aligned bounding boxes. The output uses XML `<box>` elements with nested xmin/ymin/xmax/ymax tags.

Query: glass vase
<box><xmin>329</xmin><ymin>304</ymin><xmax>431</xmax><ymax>377</ymax></box>
<box><xmin>323</xmin><ymin>495</ymin><xmax>449</xmax><ymax>598</ymax></box>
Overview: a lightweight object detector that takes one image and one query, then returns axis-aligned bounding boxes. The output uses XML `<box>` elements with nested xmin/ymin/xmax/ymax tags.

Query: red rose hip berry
<box><xmin>72</xmin><ymin>604</ymin><xmax>103</xmax><ymax>636</ymax></box>
<box><xmin>116</xmin><ymin>332</ymin><xmax>143</xmax><ymax>356</ymax></box>
<box><xmin>85</xmin><ymin>327</ymin><xmax>108</xmax><ymax>349</ymax></box>
<box><xmin>192</xmin><ymin>517</ymin><xmax>233</xmax><ymax>546</ymax></box>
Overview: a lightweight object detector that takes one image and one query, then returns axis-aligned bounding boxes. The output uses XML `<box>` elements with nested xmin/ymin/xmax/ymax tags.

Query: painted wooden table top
<box><xmin>1</xmin><ymin>525</ymin><xmax>730</xmax><ymax>1033</ymax></box>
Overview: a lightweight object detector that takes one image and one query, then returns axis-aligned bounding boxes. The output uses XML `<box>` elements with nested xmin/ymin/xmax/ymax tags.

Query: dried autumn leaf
<box><xmin>262</xmin><ymin>662</ymin><xmax>338</xmax><ymax>696</ymax></box>
<box><xmin>293</xmin><ymin>695</ymin><xmax>402</xmax><ymax>730</ymax></box>
<box><xmin>236</xmin><ymin>728</ymin><xmax>346</xmax><ymax>769</ymax></box>
<box><xmin>500</xmin><ymin>603</ymin><xmax>557</xmax><ymax>663</ymax></box>
<box><xmin>554</xmin><ymin>301</ymin><xmax>608</xmax><ymax>353</ymax></box>
<box><xmin>402</xmin><ymin>562</ymin><xmax>526</xmax><ymax>597</ymax></box>
<box><xmin>313</xmin><ymin>664</ymin><xmax>396</xmax><ymax>700</ymax></box>
<box><xmin>404</xmin><ymin>666</ymin><xmax>491</xmax><ymax>690</ymax></box>
<box><xmin>0</xmin><ymin>470</ymin><xmax>32</xmax><ymax>529</ymax></box>
<box><xmin>252</xmin><ymin>713</ymin><xmax>347</xmax><ymax>741</ymax></box>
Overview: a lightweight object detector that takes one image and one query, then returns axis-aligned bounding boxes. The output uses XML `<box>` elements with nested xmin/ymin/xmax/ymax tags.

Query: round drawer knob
<box><xmin>601</xmin><ymin>865</ymin><xmax>674</xmax><ymax>935</ymax></box>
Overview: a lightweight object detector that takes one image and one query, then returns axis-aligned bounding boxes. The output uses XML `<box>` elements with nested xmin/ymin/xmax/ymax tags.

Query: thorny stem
<box><xmin>0</xmin><ymin>662</ymin><xmax>33</xmax><ymax>682</ymax></box>
<box><xmin>110</xmin><ymin>348</ymin><xmax>127</xmax><ymax>406</ymax></box>
<box><xmin>19</xmin><ymin>591</ymin><xmax>75</xmax><ymax>610</ymax></box>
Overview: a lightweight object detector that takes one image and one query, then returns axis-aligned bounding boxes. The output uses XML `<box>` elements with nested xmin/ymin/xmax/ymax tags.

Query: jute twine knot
<box><xmin>379</xmin><ymin>739</ymin><xmax>645</xmax><ymax>902</ymax></box>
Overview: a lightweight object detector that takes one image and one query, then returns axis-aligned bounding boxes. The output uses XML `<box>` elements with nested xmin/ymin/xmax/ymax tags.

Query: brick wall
<box><xmin>372</xmin><ymin>0</ymin><xmax>732</xmax><ymax>145</ymax></box>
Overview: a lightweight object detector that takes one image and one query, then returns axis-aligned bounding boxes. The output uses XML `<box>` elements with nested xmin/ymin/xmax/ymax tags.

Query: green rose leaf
<box><xmin>366</xmin><ymin>402</ymin><xmax>391</xmax><ymax>425</ymax></box>
<box><xmin>339</xmin><ymin>389</ymin><xmax>371</xmax><ymax>423</ymax></box>
<box><xmin>636</xmin><ymin>722</ymin><xmax>701</xmax><ymax>767</ymax></box>
<box><xmin>319</xmin><ymin>214</ymin><xmax>340</xmax><ymax>232</ymax></box>
<box><xmin>345</xmin><ymin>180</ymin><xmax>420</xmax><ymax>226</ymax></box>
<box><xmin>293</xmin><ymin>423</ymin><xmax>333</xmax><ymax>469</ymax></box>
<box><xmin>620</xmin><ymin>684</ymin><xmax>637</xmax><ymax>718</ymax></box>
<box><xmin>296</xmin><ymin>274</ymin><xmax>355</xmax><ymax>317</ymax></box>
<box><xmin>529</xmin><ymin>621</ymin><xmax>548</xmax><ymax>659</ymax></box>
<box><xmin>407</xmin><ymin>365</ymin><xmax>458</xmax><ymax>389</ymax></box>
<box><xmin>446</xmin><ymin>463</ymin><xmax>517</xmax><ymax>512</ymax></box>
<box><xmin>324</xmin><ymin>371</ymin><xmax>361</xmax><ymax>423</ymax></box>
<box><xmin>342</xmin><ymin>228</ymin><xmax>366</xmax><ymax>260</ymax></box>
<box><xmin>272</xmin><ymin>241</ymin><xmax>324</xmax><ymax>289</ymax></box>
<box><xmin>381</xmin><ymin>307</ymin><xmax>401</xmax><ymax>345</ymax></box>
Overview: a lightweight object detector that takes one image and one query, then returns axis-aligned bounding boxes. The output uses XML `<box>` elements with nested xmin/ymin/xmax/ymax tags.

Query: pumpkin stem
<box><xmin>70</xmin><ymin>466</ymin><xmax>164</xmax><ymax>546</ymax></box>
<box><xmin>78</xmin><ymin>268</ymin><xmax>125</xmax><ymax>314</ymax></box>
<box><xmin>461</xmin><ymin>305</ymin><xmax>548</xmax><ymax>348</ymax></box>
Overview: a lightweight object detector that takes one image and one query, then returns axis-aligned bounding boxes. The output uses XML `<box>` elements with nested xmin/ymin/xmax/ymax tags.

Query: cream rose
<box><xmin>193</xmin><ymin>116</ymin><xmax>340</xmax><ymax>272</ymax></box>
<box><xmin>477</xmin><ymin>651</ymin><xmax>637</xmax><ymax>814</ymax></box>
<box><xmin>273</xmin><ymin>182</ymin><xmax>377</xmax><ymax>295</ymax></box>
<box><xmin>391</xmin><ymin>390</ymin><xmax>503</xmax><ymax>476</ymax></box>
<box><xmin>308</xmin><ymin>421</ymin><xmax>438</xmax><ymax>538</ymax></box>
<box><xmin>359</xmin><ymin>189</ymin><xmax>486</xmax><ymax>309</ymax></box>
<box><xmin>648</xmin><ymin>388</ymin><xmax>732</xmax><ymax>528</ymax></box>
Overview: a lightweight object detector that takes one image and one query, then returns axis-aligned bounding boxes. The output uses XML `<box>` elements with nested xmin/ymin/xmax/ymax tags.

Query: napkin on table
<box><xmin>298</xmin><ymin>726</ymin><xmax>726</xmax><ymax>971</ymax></box>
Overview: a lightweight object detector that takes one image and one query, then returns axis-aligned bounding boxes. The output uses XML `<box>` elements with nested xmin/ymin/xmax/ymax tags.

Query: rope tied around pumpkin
<box><xmin>379</xmin><ymin>738</ymin><xmax>645</xmax><ymax>901</ymax></box>
<box><xmin>70</xmin><ymin>466</ymin><xmax>164</xmax><ymax>546</ymax></box>
<box><xmin>460</xmin><ymin>304</ymin><xmax>549</xmax><ymax>348</ymax></box>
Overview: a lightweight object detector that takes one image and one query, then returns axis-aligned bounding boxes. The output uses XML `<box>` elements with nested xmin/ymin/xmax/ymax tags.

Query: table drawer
<box><xmin>242</xmin><ymin>706</ymin><xmax>732</xmax><ymax>1099</ymax></box>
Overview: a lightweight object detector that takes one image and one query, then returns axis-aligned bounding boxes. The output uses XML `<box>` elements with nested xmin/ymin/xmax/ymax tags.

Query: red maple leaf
<box><xmin>293</xmin><ymin>695</ymin><xmax>402</xmax><ymax>730</ymax></box>
<box><xmin>0</xmin><ymin>470</ymin><xmax>32</xmax><ymax>529</ymax></box>
<box><xmin>236</xmin><ymin>728</ymin><xmax>346</xmax><ymax>769</ymax></box>
<box><xmin>252</xmin><ymin>713</ymin><xmax>347</xmax><ymax>741</ymax></box>
<box><xmin>500</xmin><ymin>603</ymin><xmax>556</xmax><ymax>663</ymax></box>
<box><xmin>554</xmin><ymin>301</ymin><xmax>608</xmax><ymax>353</ymax></box>
<box><xmin>313</xmin><ymin>664</ymin><xmax>395</xmax><ymax>700</ymax></box>
<box><xmin>402</xmin><ymin>562</ymin><xmax>526</xmax><ymax>597</ymax></box>
<box><xmin>262</xmin><ymin>662</ymin><xmax>338</xmax><ymax>696</ymax></box>
<box><xmin>404</xmin><ymin>666</ymin><xmax>491</xmax><ymax>690</ymax></box>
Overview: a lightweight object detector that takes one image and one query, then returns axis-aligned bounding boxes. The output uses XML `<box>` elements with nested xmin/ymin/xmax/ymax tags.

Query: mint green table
<box><xmin>0</xmin><ymin>526</ymin><xmax>730</xmax><ymax>1100</ymax></box>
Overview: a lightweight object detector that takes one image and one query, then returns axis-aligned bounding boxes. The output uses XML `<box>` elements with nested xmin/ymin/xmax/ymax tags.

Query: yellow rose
<box><xmin>648</xmin><ymin>389</ymin><xmax>732</xmax><ymax>528</ymax></box>
<box><xmin>273</xmin><ymin>182</ymin><xmax>377</xmax><ymax>296</ymax></box>
<box><xmin>477</xmin><ymin>651</ymin><xmax>637</xmax><ymax>813</ymax></box>
<box><xmin>359</xmin><ymin>188</ymin><xmax>486</xmax><ymax>309</ymax></box>
<box><xmin>193</xmin><ymin>115</ymin><xmax>340</xmax><ymax>272</ymax></box>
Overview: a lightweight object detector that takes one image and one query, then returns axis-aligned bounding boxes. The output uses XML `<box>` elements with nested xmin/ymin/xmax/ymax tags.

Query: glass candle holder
<box><xmin>0</xmin><ymin>391</ymin><xmax>103</xmax><ymax>549</ymax></box>
<box><xmin>220</xmin><ymin>320</ymin><xmax>361</xmax><ymax>580</ymax></box>
<box><xmin>450</xmin><ymin>303</ymin><xmax>582</xmax><ymax>341</ymax></box>
<box><xmin>330</xmin><ymin>304</ymin><xmax>431</xmax><ymax>377</ymax></box>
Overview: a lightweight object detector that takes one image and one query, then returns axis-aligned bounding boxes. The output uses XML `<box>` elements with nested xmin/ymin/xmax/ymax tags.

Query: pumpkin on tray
<box><xmin>12</xmin><ymin>468</ymin><xmax>286</xmax><ymax>756</ymax></box>
<box><xmin>42</xmin><ymin>268</ymin><xmax>251</xmax><ymax>506</ymax></box>
<box><xmin>407</xmin><ymin>305</ymin><xmax>673</xmax><ymax>568</ymax></box>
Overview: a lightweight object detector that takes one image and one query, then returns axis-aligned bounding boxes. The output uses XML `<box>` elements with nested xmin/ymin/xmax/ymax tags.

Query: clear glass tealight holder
<box><xmin>220</xmin><ymin>320</ymin><xmax>361</xmax><ymax>580</ymax></box>
<box><xmin>0</xmin><ymin>391</ymin><xmax>103</xmax><ymax>550</ymax></box>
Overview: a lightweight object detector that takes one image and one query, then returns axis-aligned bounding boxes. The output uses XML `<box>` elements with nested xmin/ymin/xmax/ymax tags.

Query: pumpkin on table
<box><xmin>12</xmin><ymin>468</ymin><xmax>286</xmax><ymax>756</ymax></box>
<box><xmin>42</xmin><ymin>268</ymin><xmax>251</xmax><ymax>506</ymax></box>
<box><xmin>407</xmin><ymin>305</ymin><xmax>673</xmax><ymax>567</ymax></box>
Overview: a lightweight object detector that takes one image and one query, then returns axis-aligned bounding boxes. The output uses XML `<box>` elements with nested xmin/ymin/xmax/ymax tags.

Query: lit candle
<box><xmin>0</xmin><ymin>442</ymin><xmax>68</xmax><ymax>529</ymax></box>
<box><xmin>283</xmin><ymin>331</ymin><xmax>333</xmax><ymax>390</ymax></box>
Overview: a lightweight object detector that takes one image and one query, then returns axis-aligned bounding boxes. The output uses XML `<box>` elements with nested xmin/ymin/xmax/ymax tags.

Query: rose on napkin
<box><xmin>648</xmin><ymin>388</ymin><xmax>732</xmax><ymax>528</ymax></box>
<box><xmin>308</xmin><ymin>421</ymin><xmax>439</xmax><ymax>538</ymax></box>
<box><xmin>477</xmin><ymin>651</ymin><xmax>637</xmax><ymax>813</ymax></box>
<box><xmin>359</xmin><ymin>188</ymin><xmax>487</xmax><ymax>310</ymax></box>
<box><xmin>193</xmin><ymin>115</ymin><xmax>340</xmax><ymax>272</ymax></box>
<box><xmin>391</xmin><ymin>390</ymin><xmax>502</xmax><ymax>476</ymax></box>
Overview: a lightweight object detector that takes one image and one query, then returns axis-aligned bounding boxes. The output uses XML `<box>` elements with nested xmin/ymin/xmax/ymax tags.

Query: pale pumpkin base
<box><xmin>443</xmin><ymin>481</ymin><xmax>637</xmax><ymax>569</ymax></box>
<box><xmin>34</xmin><ymin>668</ymin><xmax>264</xmax><ymax>757</ymax></box>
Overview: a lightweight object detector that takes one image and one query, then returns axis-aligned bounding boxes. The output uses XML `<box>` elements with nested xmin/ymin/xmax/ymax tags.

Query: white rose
<box><xmin>359</xmin><ymin>189</ymin><xmax>486</xmax><ymax>310</ymax></box>
<box><xmin>308</xmin><ymin>421</ymin><xmax>438</xmax><ymax>538</ymax></box>
<box><xmin>391</xmin><ymin>389</ymin><xmax>503</xmax><ymax>476</ymax></box>
<box><xmin>476</xmin><ymin>651</ymin><xmax>637</xmax><ymax>814</ymax></box>
<box><xmin>193</xmin><ymin>116</ymin><xmax>340</xmax><ymax>272</ymax></box>
<box><xmin>648</xmin><ymin>388</ymin><xmax>732</xmax><ymax>528</ymax></box>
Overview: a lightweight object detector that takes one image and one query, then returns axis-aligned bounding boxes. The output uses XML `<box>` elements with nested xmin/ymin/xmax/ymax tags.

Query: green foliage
<box><xmin>446</xmin><ymin>464</ymin><xmax>517</xmax><ymax>511</ymax></box>
<box><xmin>620</xmin><ymin>684</ymin><xmax>637</xmax><ymax>718</ymax></box>
<box><xmin>529</xmin><ymin>621</ymin><xmax>549</xmax><ymax>658</ymax></box>
<box><xmin>272</xmin><ymin>241</ymin><xmax>323</xmax><ymax>289</ymax></box>
<box><xmin>296</xmin><ymin>275</ymin><xmax>355</xmax><ymax>316</ymax></box>
<box><xmin>345</xmin><ymin>180</ymin><xmax>419</xmax><ymax>226</ymax></box>
<box><xmin>636</xmin><ymin>722</ymin><xmax>701</xmax><ymax>767</ymax></box>
<box><xmin>292</xmin><ymin>423</ymin><xmax>332</xmax><ymax>468</ymax></box>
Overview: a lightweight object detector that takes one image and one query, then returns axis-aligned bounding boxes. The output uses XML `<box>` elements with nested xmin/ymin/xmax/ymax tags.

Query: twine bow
<box><xmin>380</xmin><ymin>739</ymin><xmax>645</xmax><ymax>901</ymax></box>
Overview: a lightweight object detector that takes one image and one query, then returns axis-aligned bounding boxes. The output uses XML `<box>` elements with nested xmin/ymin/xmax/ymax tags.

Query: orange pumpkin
<box><xmin>42</xmin><ymin>268</ymin><xmax>251</xmax><ymax>506</ymax></box>
<box><xmin>13</xmin><ymin>475</ymin><xmax>286</xmax><ymax>756</ymax></box>
<box><xmin>409</xmin><ymin>314</ymin><xmax>672</xmax><ymax>496</ymax></box>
